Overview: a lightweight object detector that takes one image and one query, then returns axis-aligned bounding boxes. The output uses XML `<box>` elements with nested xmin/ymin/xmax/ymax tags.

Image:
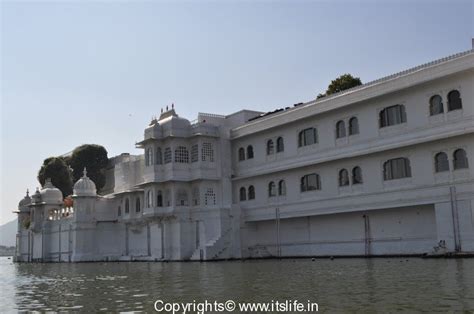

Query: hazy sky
<box><xmin>1</xmin><ymin>0</ymin><xmax>473</xmax><ymax>225</ymax></box>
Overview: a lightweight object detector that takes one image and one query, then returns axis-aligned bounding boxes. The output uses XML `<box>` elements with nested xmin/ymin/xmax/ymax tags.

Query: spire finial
<box><xmin>166</xmin><ymin>105</ymin><xmax>168</xmax><ymax>111</ymax></box>
<box><xmin>26</xmin><ymin>189</ymin><xmax>29</xmax><ymax>196</ymax></box>
<box><xmin>172</xmin><ymin>103</ymin><xmax>174</xmax><ymax>109</ymax></box>
<box><xmin>83</xmin><ymin>167</ymin><xmax>87</xmax><ymax>177</ymax></box>
<box><xmin>161</xmin><ymin>108</ymin><xmax>163</xmax><ymax>113</ymax></box>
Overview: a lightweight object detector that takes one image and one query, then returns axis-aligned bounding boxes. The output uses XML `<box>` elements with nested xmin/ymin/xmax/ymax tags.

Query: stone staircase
<box><xmin>189</xmin><ymin>227</ymin><xmax>232</xmax><ymax>261</ymax></box>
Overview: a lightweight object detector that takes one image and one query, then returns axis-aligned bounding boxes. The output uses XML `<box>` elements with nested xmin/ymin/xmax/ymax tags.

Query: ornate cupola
<box><xmin>40</xmin><ymin>178</ymin><xmax>63</xmax><ymax>205</ymax></box>
<box><xmin>31</xmin><ymin>187</ymin><xmax>42</xmax><ymax>204</ymax></box>
<box><xmin>18</xmin><ymin>189</ymin><xmax>32</xmax><ymax>212</ymax></box>
<box><xmin>73</xmin><ymin>168</ymin><xmax>97</xmax><ymax>197</ymax></box>
<box><xmin>140</xmin><ymin>103</ymin><xmax>191</xmax><ymax>144</ymax></box>
<box><xmin>157</xmin><ymin>104</ymin><xmax>191</xmax><ymax>137</ymax></box>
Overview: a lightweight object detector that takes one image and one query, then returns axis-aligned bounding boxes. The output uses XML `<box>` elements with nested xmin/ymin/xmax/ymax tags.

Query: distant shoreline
<box><xmin>0</xmin><ymin>246</ymin><xmax>15</xmax><ymax>257</ymax></box>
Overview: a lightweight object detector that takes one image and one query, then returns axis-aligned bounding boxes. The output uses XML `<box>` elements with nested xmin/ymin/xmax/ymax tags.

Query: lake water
<box><xmin>0</xmin><ymin>256</ymin><xmax>473</xmax><ymax>312</ymax></box>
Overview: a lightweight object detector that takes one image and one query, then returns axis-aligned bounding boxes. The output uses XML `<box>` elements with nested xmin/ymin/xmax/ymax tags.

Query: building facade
<box><xmin>15</xmin><ymin>49</ymin><xmax>474</xmax><ymax>262</ymax></box>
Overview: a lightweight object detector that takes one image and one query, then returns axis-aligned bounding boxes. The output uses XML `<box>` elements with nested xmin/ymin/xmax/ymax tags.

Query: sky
<box><xmin>1</xmin><ymin>0</ymin><xmax>473</xmax><ymax>225</ymax></box>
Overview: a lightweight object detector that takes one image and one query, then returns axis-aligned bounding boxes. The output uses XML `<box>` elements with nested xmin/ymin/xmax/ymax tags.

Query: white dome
<box><xmin>40</xmin><ymin>179</ymin><xmax>64</xmax><ymax>205</ymax></box>
<box><xmin>158</xmin><ymin>109</ymin><xmax>191</xmax><ymax>137</ymax></box>
<box><xmin>31</xmin><ymin>188</ymin><xmax>42</xmax><ymax>204</ymax></box>
<box><xmin>160</xmin><ymin>114</ymin><xmax>191</xmax><ymax>128</ymax></box>
<box><xmin>73</xmin><ymin>168</ymin><xmax>97</xmax><ymax>197</ymax></box>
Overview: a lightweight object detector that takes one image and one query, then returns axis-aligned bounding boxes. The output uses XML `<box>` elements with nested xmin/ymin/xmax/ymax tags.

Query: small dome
<box><xmin>31</xmin><ymin>188</ymin><xmax>42</xmax><ymax>204</ymax></box>
<box><xmin>158</xmin><ymin>109</ymin><xmax>191</xmax><ymax>137</ymax></box>
<box><xmin>18</xmin><ymin>190</ymin><xmax>32</xmax><ymax>211</ymax></box>
<box><xmin>40</xmin><ymin>178</ymin><xmax>63</xmax><ymax>205</ymax></box>
<box><xmin>73</xmin><ymin>168</ymin><xmax>97</xmax><ymax>197</ymax></box>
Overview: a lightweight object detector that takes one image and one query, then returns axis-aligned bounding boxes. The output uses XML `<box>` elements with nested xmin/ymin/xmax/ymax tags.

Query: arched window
<box><xmin>276</xmin><ymin>137</ymin><xmax>284</xmax><ymax>153</ymax></box>
<box><xmin>268</xmin><ymin>181</ymin><xmax>276</xmax><ymax>197</ymax></box>
<box><xmin>349</xmin><ymin>117</ymin><xmax>359</xmax><ymax>135</ymax></box>
<box><xmin>434</xmin><ymin>152</ymin><xmax>449</xmax><ymax>172</ymax></box>
<box><xmin>146</xmin><ymin>190</ymin><xmax>153</xmax><ymax>208</ymax></box>
<box><xmin>352</xmin><ymin>166</ymin><xmax>363</xmax><ymax>184</ymax></box>
<box><xmin>118</xmin><ymin>206</ymin><xmax>121</xmax><ymax>217</ymax></box>
<box><xmin>278</xmin><ymin>180</ymin><xmax>286</xmax><ymax>196</ymax></box>
<box><xmin>192</xmin><ymin>187</ymin><xmax>200</xmax><ymax>205</ymax></box>
<box><xmin>383</xmin><ymin>158</ymin><xmax>411</xmax><ymax>180</ymax></box>
<box><xmin>175</xmin><ymin>146</ymin><xmax>189</xmax><ymax>163</ymax></box>
<box><xmin>248</xmin><ymin>185</ymin><xmax>255</xmax><ymax>200</ymax></box>
<box><xmin>164</xmin><ymin>147</ymin><xmax>172</xmax><ymax>164</ymax></box>
<box><xmin>146</xmin><ymin>148</ymin><xmax>153</xmax><ymax>166</ymax></box>
<box><xmin>176</xmin><ymin>189</ymin><xmax>188</xmax><ymax>206</ymax></box>
<box><xmin>267</xmin><ymin>140</ymin><xmax>274</xmax><ymax>155</ymax></box>
<box><xmin>429</xmin><ymin>95</ymin><xmax>443</xmax><ymax>116</ymax></box>
<box><xmin>239</xmin><ymin>187</ymin><xmax>247</xmax><ymax>201</ymax></box>
<box><xmin>447</xmin><ymin>90</ymin><xmax>462</xmax><ymax>111</ymax></box>
<box><xmin>300</xmin><ymin>173</ymin><xmax>320</xmax><ymax>192</ymax></box>
<box><xmin>156</xmin><ymin>190</ymin><xmax>163</xmax><ymax>207</ymax></box>
<box><xmin>155</xmin><ymin>147</ymin><xmax>163</xmax><ymax>165</ymax></box>
<box><xmin>380</xmin><ymin>104</ymin><xmax>407</xmax><ymax>128</ymax></box>
<box><xmin>135</xmin><ymin>197</ymin><xmax>141</xmax><ymax>212</ymax></box>
<box><xmin>298</xmin><ymin>127</ymin><xmax>318</xmax><ymax>147</ymax></box>
<box><xmin>338</xmin><ymin>169</ymin><xmax>349</xmax><ymax>186</ymax></box>
<box><xmin>247</xmin><ymin>145</ymin><xmax>254</xmax><ymax>159</ymax></box>
<box><xmin>238</xmin><ymin>148</ymin><xmax>245</xmax><ymax>161</ymax></box>
<box><xmin>336</xmin><ymin>120</ymin><xmax>346</xmax><ymax>138</ymax></box>
<box><xmin>125</xmin><ymin>198</ymin><xmax>130</xmax><ymax>214</ymax></box>
<box><xmin>453</xmin><ymin>149</ymin><xmax>468</xmax><ymax>170</ymax></box>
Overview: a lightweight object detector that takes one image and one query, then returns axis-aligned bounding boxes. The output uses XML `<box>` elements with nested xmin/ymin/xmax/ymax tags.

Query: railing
<box><xmin>307</xmin><ymin>49</ymin><xmax>474</xmax><ymax>106</ymax></box>
<box><xmin>47</xmin><ymin>207</ymin><xmax>74</xmax><ymax>221</ymax></box>
<box><xmin>238</xmin><ymin>49</ymin><xmax>474</xmax><ymax>125</ymax></box>
<box><xmin>198</xmin><ymin>112</ymin><xmax>226</xmax><ymax>119</ymax></box>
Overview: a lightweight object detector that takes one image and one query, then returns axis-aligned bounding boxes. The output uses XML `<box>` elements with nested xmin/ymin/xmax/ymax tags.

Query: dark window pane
<box><xmin>349</xmin><ymin>117</ymin><xmax>359</xmax><ymax>135</ymax></box>
<box><xmin>429</xmin><ymin>95</ymin><xmax>444</xmax><ymax>116</ymax></box>
<box><xmin>453</xmin><ymin>149</ymin><xmax>469</xmax><ymax>169</ymax></box>
<box><xmin>448</xmin><ymin>90</ymin><xmax>462</xmax><ymax>111</ymax></box>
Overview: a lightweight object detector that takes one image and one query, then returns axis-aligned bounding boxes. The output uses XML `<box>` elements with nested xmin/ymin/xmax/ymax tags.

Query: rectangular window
<box><xmin>301</xmin><ymin>173</ymin><xmax>320</xmax><ymax>192</ymax></box>
<box><xmin>164</xmin><ymin>147</ymin><xmax>172</xmax><ymax>164</ymax></box>
<box><xmin>191</xmin><ymin>144</ymin><xmax>199</xmax><ymax>163</ymax></box>
<box><xmin>202</xmin><ymin>142</ymin><xmax>214</xmax><ymax>162</ymax></box>
<box><xmin>380</xmin><ymin>105</ymin><xmax>407</xmax><ymax>128</ymax></box>
<box><xmin>204</xmin><ymin>188</ymin><xmax>216</xmax><ymax>206</ymax></box>
<box><xmin>174</xmin><ymin>146</ymin><xmax>189</xmax><ymax>163</ymax></box>
<box><xmin>384</xmin><ymin>158</ymin><xmax>411</xmax><ymax>180</ymax></box>
<box><xmin>299</xmin><ymin>128</ymin><xmax>317</xmax><ymax>147</ymax></box>
<box><xmin>192</xmin><ymin>187</ymin><xmax>200</xmax><ymax>205</ymax></box>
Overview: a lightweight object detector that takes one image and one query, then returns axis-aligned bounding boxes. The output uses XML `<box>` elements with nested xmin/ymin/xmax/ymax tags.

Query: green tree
<box><xmin>38</xmin><ymin>157</ymin><xmax>73</xmax><ymax>197</ymax></box>
<box><xmin>317</xmin><ymin>74</ymin><xmax>362</xmax><ymax>99</ymax></box>
<box><xmin>69</xmin><ymin>144</ymin><xmax>109</xmax><ymax>191</ymax></box>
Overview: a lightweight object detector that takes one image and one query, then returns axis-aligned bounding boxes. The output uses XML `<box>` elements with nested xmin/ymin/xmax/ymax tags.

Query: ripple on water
<box><xmin>1</xmin><ymin>258</ymin><xmax>474</xmax><ymax>312</ymax></box>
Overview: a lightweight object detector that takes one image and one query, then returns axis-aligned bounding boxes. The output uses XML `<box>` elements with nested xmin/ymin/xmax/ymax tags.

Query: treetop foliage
<box><xmin>317</xmin><ymin>74</ymin><xmax>362</xmax><ymax>99</ymax></box>
<box><xmin>37</xmin><ymin>144</ymin><xmax>109</xmax><ymax>198</ymax></box>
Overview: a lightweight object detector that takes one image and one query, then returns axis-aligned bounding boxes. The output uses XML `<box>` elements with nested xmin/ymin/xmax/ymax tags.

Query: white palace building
<box><xmin>15</xmin><ymin>48</ymin><xmax>474</xmax><ymax>262</ymax></box>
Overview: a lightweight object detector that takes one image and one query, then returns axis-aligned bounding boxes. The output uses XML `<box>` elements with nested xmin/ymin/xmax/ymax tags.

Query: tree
<box><xmin>317</xmin><ymin>74</ymin><xmax>362</xmax><ymax>99</ymax></box>
<box><xmin>69</xmin><ymin>144</ymin><xmax>109</xmax><ymax>191</ymax></box>
<box><xmin>38</xmin><ymin>157</ymin><xmax>73</xmax><ymax>197</ymax></box>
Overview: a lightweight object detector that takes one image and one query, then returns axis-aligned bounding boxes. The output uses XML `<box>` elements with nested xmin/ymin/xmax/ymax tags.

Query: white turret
<box><xmin>73</xmin><ymin>168</ymin><xmax>97</xmax><ymax>197</ymax></box>
<box><xmin>18</xmin><ymin>189</ymin><xmax>31</xmax><ymax>211</ymax></box>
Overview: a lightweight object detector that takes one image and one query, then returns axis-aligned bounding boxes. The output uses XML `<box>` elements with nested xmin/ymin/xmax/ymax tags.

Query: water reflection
<box><xmin>0</xmin><ymin>257</ymin><xmax>473</xmax><ymax>312</ymax></box>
